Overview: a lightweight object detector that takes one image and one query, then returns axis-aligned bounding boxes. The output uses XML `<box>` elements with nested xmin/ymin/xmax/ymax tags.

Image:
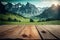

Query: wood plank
<box><xmin>0</xmin><ymin>25</ymin><xmax>60</xmax><ymax>40</ymax></box>
<box><xmin>19</xmin><ymin>25</ymin><xmax>41</xmax><ymax>39</ymax></box>
<box><xmin>0</xmin><ymin>25</ymin><xmax>17</xmax><ymax>33</ymax></box>
<box><xmin>46</xmin><ymin>25</ymin><xmax>60</xmax><ymax>34</ymax></box>
<box><xmin>43</xmin><ymin>25</ymin><xmax>60</xmax><ymax>39</ymax></box>
<box><xmin>0</xmin><ymin>25</ymin><xmax>25</xmax><ymax>39</ymax></box>
<box><xmin>36</xmin><ymin>25</ymin><xmax>56</xmax><ymax>39</ymax></box>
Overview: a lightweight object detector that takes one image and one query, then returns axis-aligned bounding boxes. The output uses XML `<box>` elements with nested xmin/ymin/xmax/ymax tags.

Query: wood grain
<box><xmin>0</xmin><ymin>25</ymin><xmax>60</xmax><ymax>40</ymax></box>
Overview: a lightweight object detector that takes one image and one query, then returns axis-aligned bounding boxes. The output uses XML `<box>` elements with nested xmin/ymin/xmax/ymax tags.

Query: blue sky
<box><xmin>1</xmin><ymin>0</ymin><xmax>60</xmax><ymax>7</ymax></box>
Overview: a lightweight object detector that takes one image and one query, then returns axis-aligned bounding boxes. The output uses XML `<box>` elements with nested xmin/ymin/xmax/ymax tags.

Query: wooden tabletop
<box><xmin>0</xmin><ymin>25</ymin><xmax>60</xmax><ymax>40</ymax></box>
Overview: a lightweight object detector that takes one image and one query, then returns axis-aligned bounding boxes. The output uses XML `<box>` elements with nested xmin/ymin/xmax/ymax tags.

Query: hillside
<box><xmin>0</xmin><ymin>13</ymin><xmax>29</xmax><ymax>22</ymax></box>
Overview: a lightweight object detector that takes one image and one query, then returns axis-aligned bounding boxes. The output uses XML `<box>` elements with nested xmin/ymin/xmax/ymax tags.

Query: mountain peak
<box><xmin>51</xmin><ymin>4</ymin><xmax>60</xmax><ymax>7</ymax></box>
<box><xmin>51</xmin><ymin>4</ymin><xmax>60</xmax><ymax>10</ymax></box>
<box><xmin>6</xmin><ymin>2</ymin><xmax>12</xmax><ymax>6</ymax></box>
<box><xmin>27</xmin><ymin>2</ymin><xmax>30</xmax><ymax>5</ymax></box>
<box><xmin>16</xmin><ymin>3</ymin><xmax>22</xmax><ymax>6</ymax></box>
<box><xmin>26</xmin><ymin>2</ymin><xmax>36</xmax><ymax>8</ymax></box>
<box><xmin>51</xmin><ymin>4</ymin><xmax>56</xmax><ymax>7</ymax></box>
<box><xmin>26</xmin><ymin>2</ymin><xmax>31</xmax><ymax>6</ymax></box>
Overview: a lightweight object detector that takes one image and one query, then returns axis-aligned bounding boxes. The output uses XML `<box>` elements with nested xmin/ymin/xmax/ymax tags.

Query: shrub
<box><xmin>19</xmin><ymin>20</ymin><xmax>21</xmax><ymax>22</ymax></box>
<box><xmin>8</xmin><ymin>17</ymin><xmax>12</xmax><ymax>21</ymax></box>
<box><xmin>14</xmin><ymin>19</ymin><xmax>17</xmax><ymax>21</ymax></box>
<box><xmin>30</xmin><ymin>19</ymin><xmax>34</xmax><ymax>22</ymax></box>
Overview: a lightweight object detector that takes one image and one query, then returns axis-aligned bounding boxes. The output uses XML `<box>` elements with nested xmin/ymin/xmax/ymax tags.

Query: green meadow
<box><xmin>0</xmin><ymin>20</ymin><xmax>60</xmax><ymax>25</ymax></box>
<box><xmin>0</xmin><ymin>13</ymin><xmax>60</xmax><ymax>25</ymax></box>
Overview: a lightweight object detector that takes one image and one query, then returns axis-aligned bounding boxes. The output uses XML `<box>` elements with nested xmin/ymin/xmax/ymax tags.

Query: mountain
<box><xmin>37</xmin><ymin>7</ymin><xmax>48</xmax><ymax>14</ymax></box>
<box><xmin>15</xmin><ymin>3</ymin><xmax>22</xmax><ymax>8</ymax></box>
<box><xmin>4</xmin><ymin>2</ymin><xmax>40</xmax><ymax>18</ymax></box>
<box><xmin>0</xmin><ymin>1</ymin><xmax>7</xmax><ymax>14</ymax></box>
<box><xmin>5</xmin><ymin>2</ymin><xmax>22</xmax><ymax>13</ymax></box>
<box><xmin>35</xmin><ymin>4</ymin><xmax>60</xmax><ymax>21</ymax></box>
<box><xmin>20</xmin><ymin>2</ymin><xmax>40</xmax><ymax>17</ymax></box>
<box><xmin>5</xmin><ymin>2</ymin><xmax>13</xmax><ymax>12</ymax></box>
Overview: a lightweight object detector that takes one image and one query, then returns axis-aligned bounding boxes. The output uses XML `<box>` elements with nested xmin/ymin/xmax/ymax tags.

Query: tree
<box><xmin>19</xmin><ymin>20</ymin><xmax>21</xmax><ymax>22</ymax></box>
<box><xmin>14</xmin><ymin>18</ymin><xmax>21</xmax><ymax>22</ymax></box>
<box><xmin>14</xmin><ymin>18</ymin><xmax>17</xmax><ymax>21</ymax></box>
<box><xmin>8</xmin><ymin>17</ymin><xmax>12</xmax><ymax>21</ymax></box>
<box><xmin>0</xmin><ymin>18</ymin><xmax>4</xmax><ymax>21</ymax></box>
<box><xmin>30</xmin><ymin>19</ymin><xmax>34</xmax><ymax>22</ymax></box>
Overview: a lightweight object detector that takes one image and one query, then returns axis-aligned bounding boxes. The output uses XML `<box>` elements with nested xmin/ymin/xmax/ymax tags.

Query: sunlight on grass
<box><xmin>0</xmin><ymin>20</ymin><xmax>60</xmax><ymax>25</ymax></box>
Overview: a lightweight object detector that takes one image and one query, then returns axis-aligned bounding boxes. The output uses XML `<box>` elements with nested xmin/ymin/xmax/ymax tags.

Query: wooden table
<box><xmin>0</xmin><ymin>25</ymin><xmax>60</xmax><ymax>40</ymax></box>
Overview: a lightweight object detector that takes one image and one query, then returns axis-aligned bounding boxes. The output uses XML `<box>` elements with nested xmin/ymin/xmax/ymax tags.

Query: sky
<box><xmin>1</xmin><ymin>0</ymin><xmax>60</xmax><ymax>7</ymax></box>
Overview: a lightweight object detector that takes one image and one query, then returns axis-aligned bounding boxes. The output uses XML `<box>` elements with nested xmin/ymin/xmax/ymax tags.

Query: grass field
<box><xmin>0</xmin><ymin>13</ymin><xmax>60</xmax><ymax>25</ymax></box>
<box><xmin>0</xmin><ymin>20</ymin><xmax>60</xmax><ymax>25</ymax></box>
<box><xmin>0</xmin><ymin>13</ymin><xmax>29</xmax><ymax>22</ymax></box>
